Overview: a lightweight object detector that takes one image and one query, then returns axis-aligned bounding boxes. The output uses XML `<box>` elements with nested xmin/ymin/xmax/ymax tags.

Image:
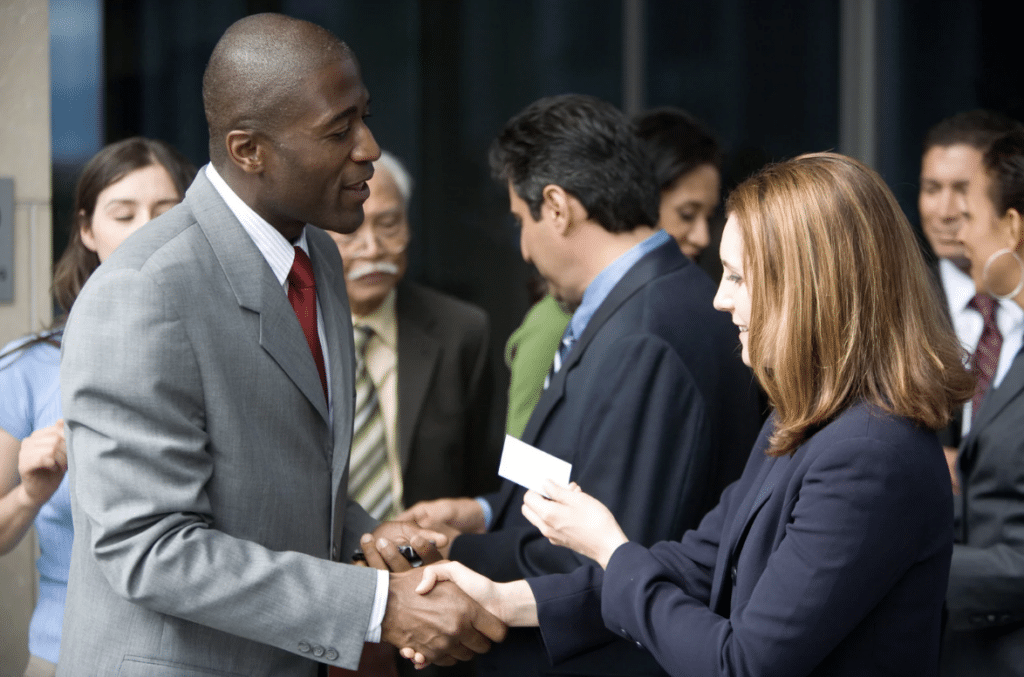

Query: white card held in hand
<box><xmin>498</xmin><ymin>434</ymin><xmax>572</xmax><ymax>497</ymax></box>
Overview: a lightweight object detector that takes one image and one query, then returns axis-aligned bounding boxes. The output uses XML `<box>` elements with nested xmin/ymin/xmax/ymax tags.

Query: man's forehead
<box><xmin>921</xmin><ymin>144</ymin><xmax>984</xmax><ymax>180</ymax></box>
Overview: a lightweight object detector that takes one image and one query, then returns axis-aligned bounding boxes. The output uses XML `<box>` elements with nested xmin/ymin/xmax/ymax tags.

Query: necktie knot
<box><xmin>969</xmin><ymin>293</ymin><xmax>998</xmax><ymax>324</ymax></box>
<box><xmin>354</xmin><ymin>325</ymin><xmax>373</xmax><ymax>358</ymax></box>
<box><xmin>288</xmin><ymin>247</ymin><xmax>316</xmax><ymax>290</ymax></box>
<box><xmin>286</xmin><ymin>246</ymin><xmax>327</xmax><ymax>403</ymax></box>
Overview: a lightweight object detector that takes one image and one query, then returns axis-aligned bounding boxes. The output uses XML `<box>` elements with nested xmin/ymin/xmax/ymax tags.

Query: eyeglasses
<box><xmin>335</xmin><ymin>216</ymin><xmax>410</xmax><ymax>256</ymax></box>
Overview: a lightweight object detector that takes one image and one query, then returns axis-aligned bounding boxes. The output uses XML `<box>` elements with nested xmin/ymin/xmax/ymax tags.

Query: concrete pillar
<box><xmin>0</xmin><ymin>0</ymin><xmax>52</xmax><ymax>674</ymax></box>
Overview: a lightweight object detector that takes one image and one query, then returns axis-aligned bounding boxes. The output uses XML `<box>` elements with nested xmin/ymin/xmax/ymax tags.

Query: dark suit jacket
<box><xmin>532</xmin><ymin>404</ymin><xmax>955</xmax><ymax>677</ymax></box>
<box><xmin>395</xmin><ymin>282</ymin><xmax>498</xmax><ymax>506</ymax></box>
<box><xmin>943</xmin><ymin>347</ymin><xmax>1024</xmax><ymax>675</ymax></box>
<box><xmin>450</xmin><ymin>240</ymin><xmax>762</xmax><ymax>676</ymax></box>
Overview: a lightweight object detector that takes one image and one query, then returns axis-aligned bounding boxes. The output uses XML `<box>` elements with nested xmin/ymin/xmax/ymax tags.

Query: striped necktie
<box><xmin>544</xmin><ymin>325</ymin><xmax>576</xmax><ymax>390</ymax></box>
<box><xmin>348</xmin><ymin>325</ymin><xmax>394</xmax><ymax>519</ymax></box>
<box><xmin>969</xmin><ymin>294</ymin><xmax>1003</xmax><ymax>420</ymax></box>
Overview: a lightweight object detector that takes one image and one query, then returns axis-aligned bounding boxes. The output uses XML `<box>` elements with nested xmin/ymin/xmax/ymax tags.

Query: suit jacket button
<box><xmin>635</xmin><ymin>641</ymin><xmax>644</xmax><ymax>649</ymax></box>
<box><xmin>987</xmin><ymin>614</ymin><xmax>997</xmax><ymax>623</ymax></box>
<box><xmin>326</xmin><ymin>648</ymin><xmax>339</xmax><ymax>661</ymax></box>
<box><xmin>313</xmin><ymin>645</ymin><xmax>326</xmax><ymax>657</ymax></box>
<box><xmin>731</xmin><ymin>565</ymin><xmax>738</xmax><ymax>585</ymax></box>
<box><xmin>298</xmin><ymin>641</ymin><xmax>311</xmax><ymax>653</ymax></box>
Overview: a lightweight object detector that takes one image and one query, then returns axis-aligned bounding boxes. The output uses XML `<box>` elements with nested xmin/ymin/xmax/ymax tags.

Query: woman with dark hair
<box><xmin>633</xmin><ymin>106</ymin><xmax>722</xmax><ymax>259</ymax></box>
<box><xmin>944</xmin><ymin>129</ymin><xmax>1024</xmax><ymax>675</ymax></box>
<box><xmin>0</xmin><ymin>137</ymin><xmax>195</xmax><ymax>677</ymax></box>
<box><xmin>407</xmin><ymin>153</ymin><xmax>973</xmax><ymax>676</ymax></box>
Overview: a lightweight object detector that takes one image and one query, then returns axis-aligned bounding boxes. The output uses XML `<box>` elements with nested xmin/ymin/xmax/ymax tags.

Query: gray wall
<box><xmin>0</xmin><ymin>0</ymin><xmax>53</xmax><ymax>674</ymax></box>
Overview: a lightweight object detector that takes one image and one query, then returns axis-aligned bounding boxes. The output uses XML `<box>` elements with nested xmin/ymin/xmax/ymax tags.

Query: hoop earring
<box><xmin>982</xmin><ymin>248</ymin><xmax>1024</xmax><ymax>301</ymax></box>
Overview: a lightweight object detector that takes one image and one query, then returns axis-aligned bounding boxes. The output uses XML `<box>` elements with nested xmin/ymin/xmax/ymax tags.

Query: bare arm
<box><xmin>0</xmin><ymin>423</ymin><xmax>66</xmax><ymax>555</ymax></box>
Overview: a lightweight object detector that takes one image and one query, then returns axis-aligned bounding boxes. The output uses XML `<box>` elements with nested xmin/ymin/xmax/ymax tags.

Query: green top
<box><xmin>504</xmin><ymin>294</ymin><xmax>571</xmax><ymax>438</ymax></box>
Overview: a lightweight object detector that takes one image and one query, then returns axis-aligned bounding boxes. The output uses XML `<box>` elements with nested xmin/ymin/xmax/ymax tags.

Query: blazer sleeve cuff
<box><xmin>529</xmin><ymin>565</ymin><xmax>620</xmax><ymax>665</ymax></box>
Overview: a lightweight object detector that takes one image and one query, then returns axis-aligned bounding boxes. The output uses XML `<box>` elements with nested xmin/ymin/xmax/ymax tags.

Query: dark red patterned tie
<box><xmin>969</xmin><ymin>293</ymin><xmax>1002</xmax><ymax>420</ymax></box>
<box><xmin>288</xmin><ymin>246</ymin><xmax>328</xmax><ymax>404</ymax></box>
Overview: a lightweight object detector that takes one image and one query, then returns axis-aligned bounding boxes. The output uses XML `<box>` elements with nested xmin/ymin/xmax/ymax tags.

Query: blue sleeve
<box><xmin>0</xmin><ymin>338</ymin><xmax>52</xmax><ymax>438</ymax></box>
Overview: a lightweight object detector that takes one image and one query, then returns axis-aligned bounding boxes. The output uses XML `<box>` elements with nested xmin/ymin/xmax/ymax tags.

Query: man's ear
<box><xmin>542</xmin><ymin>184</ymin><xmax>571</xmax><ymax>235</ymax></box>
<box><xmin>225</xmin><ymin>130</ymin><xmax>265</xmax><ymax>175</ymax></box>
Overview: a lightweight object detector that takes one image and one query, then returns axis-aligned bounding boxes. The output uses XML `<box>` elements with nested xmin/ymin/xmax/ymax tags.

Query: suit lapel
<box><xmin>710</xmin><ymin>452</ymin><xmax>787</xmax><ymax>611</ymax></box>
<box><xmin>305</xmin><ymin>231</ymin><xmax>357</xmax><ymax>514</ymax></box>
<box><xmin>520</xmin><ymin>241</ymin><xmax>687</xmax><ymax>447</ymax></box>
<box><xmin>506</xmin><ymin>242</ymin><xmax>687</xmax><ymax>522</ymax></box>
<box><xmin>189</xmin><ymin>173</ymin><xmax>331</xmax><ymax>424</ymax></box>
<box><xmin>560</xmin><ymin>241</ymin><xmax>685</xmax><ymax>380</ymax></box>
<box><xmin>961</xmin><ymin>348</ymin><xmax>1024</xmax><ymax>464</ymax></box>
<box><xmin>308</xmin><ymin>230</ymin><xmax>354</xmax><ymax>441</ymax></box>
<box><xmin>395</xmin><ymin>287</ymin><xmax>441</xmax><ymax>473</ymax></box>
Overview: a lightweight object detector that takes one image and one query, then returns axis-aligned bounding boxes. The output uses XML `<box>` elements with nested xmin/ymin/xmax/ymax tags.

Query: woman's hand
<box><xmin>521</xmin><ymin>481</ymin><xmax>628</xmax><ymax>569</ymax></box>
<box><xmin>17</xmin><ymin>420</ymin><xmax>67</xmax><ymax>508</ymax></box>
<box><xmin>413</xmin><ymin>561</ymin><xmax>504</xmax><ymax>621</ymax></box>
<box><xmin>402</xmin><ymin>561</ymin><xmax>535</xmax><ymax>668</ymax></box>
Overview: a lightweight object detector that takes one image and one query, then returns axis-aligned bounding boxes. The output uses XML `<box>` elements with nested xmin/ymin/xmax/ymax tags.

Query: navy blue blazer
<box><xmin>530</xmin><ymin>404</ymin><xmax>954</xmax><ymax>677</ymax></box>
<box><xmin>451</xmin><ymin>240</ymin><xmax>762</xmax><ymax>675</ymax></box>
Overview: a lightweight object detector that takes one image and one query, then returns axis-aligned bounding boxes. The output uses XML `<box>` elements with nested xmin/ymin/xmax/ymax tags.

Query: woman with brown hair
<box><xmin>405</xmin><ymin>153</ymin><xmax>973</xmax><ymax>676</ymax></box>
<box><xmin>0</xmin><ymin>137</ymin><xmax>194</xmax><ymax>677</ymax></box>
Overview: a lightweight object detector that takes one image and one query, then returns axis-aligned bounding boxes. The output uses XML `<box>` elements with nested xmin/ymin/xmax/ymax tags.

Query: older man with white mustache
<box><xmin>328</xmin><ymin>149</ymin><xmax>498</xmax><ymax>536</ymax></box>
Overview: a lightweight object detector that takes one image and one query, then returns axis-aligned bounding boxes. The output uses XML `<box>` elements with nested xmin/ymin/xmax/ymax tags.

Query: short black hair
<box><xmin>922</xmin><ymin>109</ymin><xmax>1022</xmax><ymax>155</ymax></box>
<box><xmin>984</xmin><ymin>130</ymin><xmax>1024</xmax><ymax>216</ymax></box>
<box><xmin>489</xmin><ymin>94</ymin><xmax>659</xmax><ymax>234</ymax></box>
<box><xmin>633</xmin><ymin>107</ymin><xmax>722</xmax><ymax>191</ymax></box>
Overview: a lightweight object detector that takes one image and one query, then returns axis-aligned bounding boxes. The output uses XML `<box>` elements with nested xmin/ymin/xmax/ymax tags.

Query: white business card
<box><xmin>498</xmin><ymin>434</ymin><xmax>572</xmax><ymax>497</ymax></box>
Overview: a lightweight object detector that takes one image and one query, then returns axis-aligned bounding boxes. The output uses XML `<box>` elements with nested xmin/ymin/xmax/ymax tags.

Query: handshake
<box><xmin>358</xmin><ymin>483</ymin><xmax>628</xmax><ymax>670</ymax></box>
<box><xmin>357</xmin><ymin>496</ymin><xmax>502</xmax><ymax>670</ymax></box>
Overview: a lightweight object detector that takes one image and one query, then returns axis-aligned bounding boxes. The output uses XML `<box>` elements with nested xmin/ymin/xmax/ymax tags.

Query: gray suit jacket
<box><xmin>395</xmin><ymin>282</ymin><xmax>498</xmax><ymax>508</ymax></box>
<box><xmin>943</xmin><ymin>347</ymin><xmax>1024</xmax><ymax>676</ymax></box>
<box><xmin>57</xmin><ymin>171</ymin><xmax>380</xmax><ymax>676</ymax></box>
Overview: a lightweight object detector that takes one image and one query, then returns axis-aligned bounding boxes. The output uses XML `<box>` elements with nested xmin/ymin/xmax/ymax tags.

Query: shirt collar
<box><xmin>939</xmin><ymin>258</ymin><xmax>976</xmax><ymax>314</ymax></box>
<box><xmin>568</xmin><ymin>229</ymin><xmax>672</xmax><ymax>341</ymax></box>
<box><xmin>205</xmin><ymin>163</ymin><xmax>308</xmax><ymax>286</ymax></box>
<box><xmin>939</xmin><ymin>256</ymin><xmax>1024</xmax><ymax>329</ymax></box>
<box><xmin>353</xmin><ymin>289</ymin><xmax>398</xmax><ymax>349</ymax></box>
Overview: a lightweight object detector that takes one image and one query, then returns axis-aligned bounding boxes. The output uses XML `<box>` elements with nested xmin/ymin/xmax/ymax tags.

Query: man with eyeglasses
<box><xmin>328</xmin><ymin>151</ymin><xmax>498</xmax><ymax>536</ymax></box>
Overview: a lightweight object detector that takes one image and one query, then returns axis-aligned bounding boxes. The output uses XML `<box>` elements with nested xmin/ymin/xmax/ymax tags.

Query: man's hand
<box><xmin>397</xmin><ymin>497</ymin><xmax>486</xmax><ymax>535</ymax></box>
<box><xmin>382</xmin><ymin>568</ymin><xmax>507</xmax><ymax>667</ymax></box>
<box><xmin>357</xmin><ymin>520</ymin><xmax>447</xmax><ymax>571</ymax></box>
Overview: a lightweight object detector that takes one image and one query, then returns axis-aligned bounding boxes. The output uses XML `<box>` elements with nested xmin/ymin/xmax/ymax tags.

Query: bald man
<box><xmin>57</xmin><ymin>14</ymin><xmax>503</xmax><ymax>676</ymax></box>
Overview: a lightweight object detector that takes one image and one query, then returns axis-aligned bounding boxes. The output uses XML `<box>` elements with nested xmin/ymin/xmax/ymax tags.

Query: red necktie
<box><xmin>288</xmin><ymin>247</ymin><xmax>328</xmax><ymax>404</ymax></box>
<box><xmin>969</xmin><ymin>293</ymin><xmax>1003</xmax><ymax>420</ymax></box>
<box><xmin>291</xmin><ymin>250</ymin><xmax>396</xmax><ymax>677</ymax></box>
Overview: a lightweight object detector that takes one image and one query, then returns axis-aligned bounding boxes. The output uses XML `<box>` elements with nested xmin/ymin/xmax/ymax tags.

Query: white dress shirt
<box><xmin>940</xmin><ymin>258</ymin><xmax>1024</xmax><ymax>435</ymax></box>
